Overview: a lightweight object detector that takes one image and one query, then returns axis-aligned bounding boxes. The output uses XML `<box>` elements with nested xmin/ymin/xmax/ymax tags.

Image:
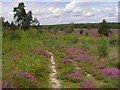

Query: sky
<box><xmin>1</xmin><ymin>0</ymin><xmax>120</xmax><ymax>25</ymax></box>
<box><xmin>1</xmin><ymin>0</ymin><xmax>120</xmax><ymax>2</ymax></box>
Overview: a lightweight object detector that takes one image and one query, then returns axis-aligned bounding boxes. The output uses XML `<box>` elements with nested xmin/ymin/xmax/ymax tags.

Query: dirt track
<box><xmin>47</xmin><ymin>51</ymin><xmax>61</xmax><ymax>88</ymax></box>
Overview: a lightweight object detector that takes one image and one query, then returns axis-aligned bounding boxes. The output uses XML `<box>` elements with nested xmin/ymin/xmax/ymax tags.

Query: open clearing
<box><xmin>2</xmin><ymin>28</ymin><xmax>119</xmax><ymax>88</ymax></box>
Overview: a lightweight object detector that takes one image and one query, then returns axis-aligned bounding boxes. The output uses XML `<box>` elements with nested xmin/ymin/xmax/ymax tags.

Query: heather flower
<box><xmin>96</xmin><ymin>64</ymin><xmax>104</xmax><ymax>69</ymax></box>
<box><xmin>80</xmin><ymin>50</ymin><xmax>85</xmax><ymax>54</ymax></box>
<box><xmin>63</xmin><ymin>48</ymin><xmax>79</xmax><ymax>55</ymax></box>
<box><xmin>63</xmin><ymin>48</ymin><xmax>93</xmax><ymax>62</ymax></box>
<box><xmin>19</xmin><ymin>71</ymin><xmax>36</xmax><ymax>82</ymax></box>
<box><xmin>66</xmin><ymin>72</ymin><xmax>81</xmax><ymax>82</ymax></box>
<box><xmin>99</xmin><ymin>68</ymin><xmax>119</xmax><ymax>79</ymax></box>
<box><xmin>63</xmin><ymin>58</ymin><xmax>73</xmax><ymax>63</ymax></box>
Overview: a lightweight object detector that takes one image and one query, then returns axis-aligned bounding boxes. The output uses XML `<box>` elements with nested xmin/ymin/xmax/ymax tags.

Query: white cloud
<box><xmin>0</xmin><ymin>2</ymin><xmax>2</xmax><ymax>17</ymax></box>
<box><xmin>53</xmin><ymin>8</ymin><xmax>63</xmax><ymax>15</ymax></box>
<box><xmin>64</xmin><ymin>0</ymin><xmax>78</xmax><ymax>13</ymax></box>
<box><xmin>64</xmin><ymin>0</ymin><xmax>91</xmax><ymax>13</ymax></box>
<box><xmin>1</xmin><ymin>1</ymin><xmax>118</xmax><ymax>25</ymax></box>
<box><xmin>2</xmin><ymin>3</ymin><xmax>16</xmax><ymax>22</ymax></box>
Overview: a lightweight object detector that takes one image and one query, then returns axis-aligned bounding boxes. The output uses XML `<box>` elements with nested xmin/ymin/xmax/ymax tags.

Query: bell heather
<box><xmin>99</xmin><ymin>68</ymin><xmax>119</xmax><ymax>79</ymax></box>
<box><xmin>66</xmin><ymin>72</ymin><xmax>81</xmax><ymax>82</ymax></box>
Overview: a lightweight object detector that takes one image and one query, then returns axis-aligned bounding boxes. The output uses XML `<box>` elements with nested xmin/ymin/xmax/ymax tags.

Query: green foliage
<box><xmin>64</xmin><ymin>35</ymin><xmax>79</xmax><ymax>44</ymax></box>
<box><xmin>26</xmin><ymin>29</ymin><xmax>38</xmax><ymax>38</ymax></box>
<box><xmin>4</xmin><ymin>21</ymin><xmax>10</xmax><ymax>27</ymax></box>
<box><xmin>64</xmin><ymin>23</ymin><xmax>74</xmax><ymax>34</ymax></box>
<box><xmin>17</xmin><ymin>56</ymin><xmax>49</xmax><ymax>77</ymax></box>
<box><xmin>109</xmin><ymin>36</ymin><xmax>118</xmax><ymax>45</ymax></box>
<box><xmin>98</xmin><ymin>19</ymin><xmax>111</xmax><ymax>37</ymax></box>
<box><xmin>10</xmin><ymin>21</ymin><xmax>17</xmax><ymax>30</ymax></box>
<box><xmin>98</xmin><ymin>37</ymin><xmax>109</xmax><ymax>57</ymax></box>
<box><xmin>13</xmin><ymin>2</ymin><xmax>26</xmax><ymax>26</ymax></box>
<box><xmin>101</xmin><ymin>80</ymin><xmax>118</xmax><ymax>88</ymax></box>
<box><xmin>32</xmin><ymin>18</ymin><xmax>40</xmax><ymax>26</ymax></box>
<box><xmin>23</xmin><ymin>11</ymin><xmax>33</xmax><ymax>30</ymax></box>
<box><xmin>37</xmin><ymin>29</ymin><xmax>43</xmax><ymax>34</ymax></box>
<box><xmin>10</xmin><ymin>31</ymin><xmax>22</xmax><ymax>40</ymax></box>
<box><xmin>118</xmin><ymin>62</ymin><xmax>120</xmax><ymax>69</ymax></box>
<box><xmin>13</xmin><ymin>2</ymin><xmax>36</xmax><ymax>30</ymax></box>
<box><xmin>94</xmin><ymin>75</ymin><xmax>105</xmax><ymax>80</ymax></box>
<box><xmin>3</xmin><ymin>30</ymin><xmax>22</xmax><ymax>41</ymax></box>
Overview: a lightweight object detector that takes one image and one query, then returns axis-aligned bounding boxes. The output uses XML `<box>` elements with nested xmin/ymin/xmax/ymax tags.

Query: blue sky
<box><xmin>1</xmin><ymin>0</ymin><xmax>119</xmax><ymax>25</ymax></box>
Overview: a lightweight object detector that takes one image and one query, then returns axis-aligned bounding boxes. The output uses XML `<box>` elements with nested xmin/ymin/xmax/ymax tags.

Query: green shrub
<box><xmin>98</xmin><ymin>19</ymin><xmax>111</xmax><ymax>37</ymax></box>
<box><xmin>98</xmin><ymin>37</ymin><xmax>109</xmax><ymax>57</ymax></box>
<box><xmin>109</xmin><ymin>36</ymin><xmax>118</xmax><ymax>45</ymax></box>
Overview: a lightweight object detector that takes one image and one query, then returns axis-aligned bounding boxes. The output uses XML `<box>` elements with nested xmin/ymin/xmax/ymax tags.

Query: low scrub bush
<box><xmin>98</xmin><ymin>37</ymin><xmax>109</xmax><ymax>57</ymax></box>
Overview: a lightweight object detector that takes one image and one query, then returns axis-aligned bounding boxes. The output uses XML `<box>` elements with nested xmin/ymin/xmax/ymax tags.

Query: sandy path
<box><xmin>47</xmin><ymin>51</ymin><xmax>60</xmax><ymax>88</ymax></box>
